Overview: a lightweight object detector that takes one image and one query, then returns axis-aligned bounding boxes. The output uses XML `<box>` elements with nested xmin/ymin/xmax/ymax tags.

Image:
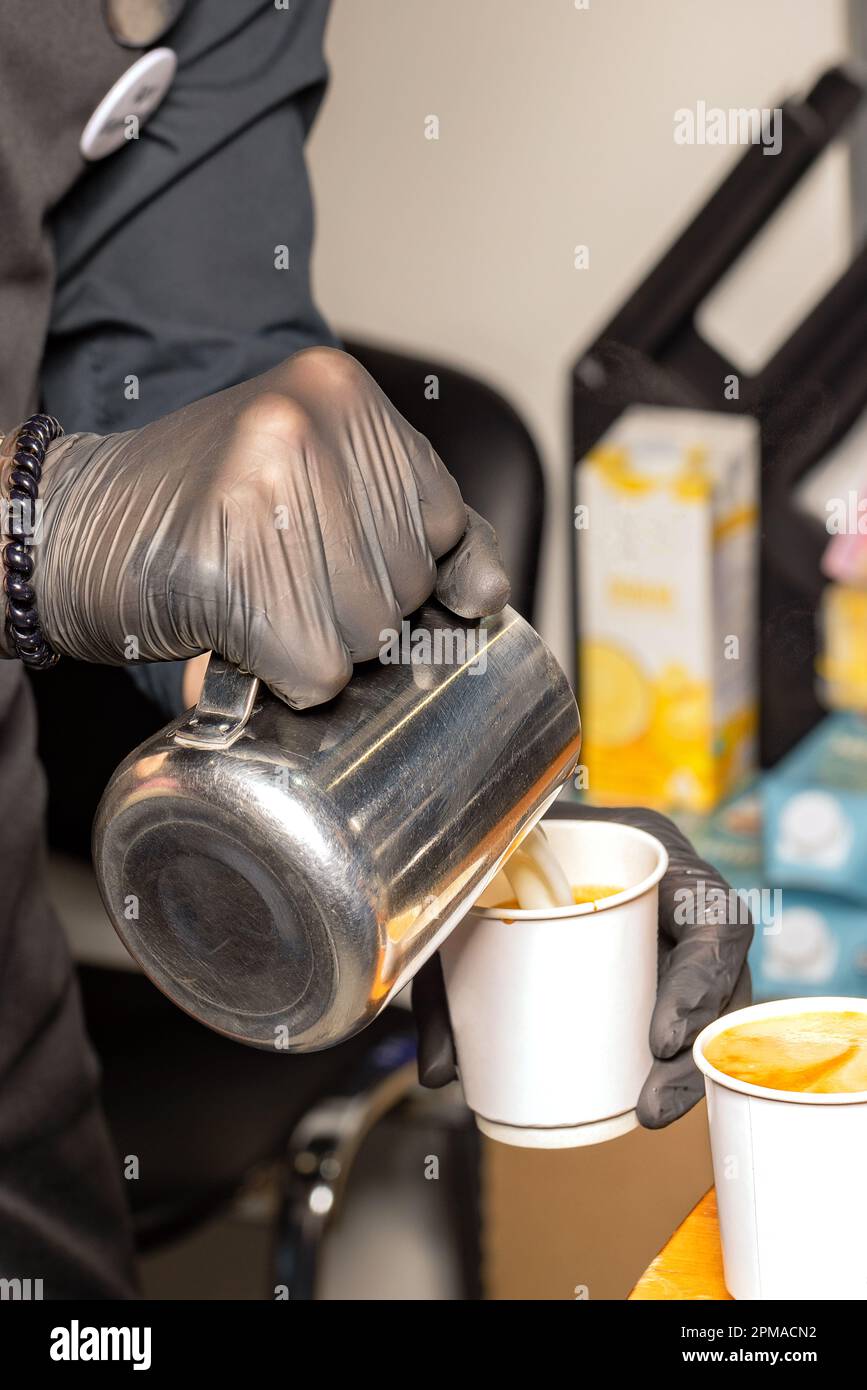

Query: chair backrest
<box><xmin>345</xmin><ymin>339</ymin><xmax>545</xmax><ymax>621</ymax></box>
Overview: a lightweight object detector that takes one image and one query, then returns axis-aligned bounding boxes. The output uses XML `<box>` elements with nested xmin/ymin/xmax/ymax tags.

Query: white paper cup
<box><xmin>694</xmin><ymin>997</ymin><xmax>867</xmax><ymax>1300</ymax></box>
<box><xmin>439</xmin><ymin>819</ymin><xmax>667</xmax><ymax>1148</ymax></box>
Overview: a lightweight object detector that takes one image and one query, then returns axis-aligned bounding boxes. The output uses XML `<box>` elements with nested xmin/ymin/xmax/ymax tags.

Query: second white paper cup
<box><xmin>694</xmin><ymin>996</ymin><xmax>867</xmax><ymax>1300</ymax></box>
<box><xmin>439</xmin><ymin>817</ymin><xmax>667</xmax><ymax>1148</ymax></box>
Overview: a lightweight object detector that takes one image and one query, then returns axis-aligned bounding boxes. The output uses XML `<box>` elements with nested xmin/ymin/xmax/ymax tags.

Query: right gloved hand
<box><xmin>2</xmin><ymin>348</ymin><xmax>510</xmax><ymax>706</ymax></box>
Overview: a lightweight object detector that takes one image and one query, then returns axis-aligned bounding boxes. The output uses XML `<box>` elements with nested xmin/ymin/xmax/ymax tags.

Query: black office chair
<box><xmin>30</xmin><ymin>339</ymin><xmax>546</xmax><ymax>1299</ymax></box>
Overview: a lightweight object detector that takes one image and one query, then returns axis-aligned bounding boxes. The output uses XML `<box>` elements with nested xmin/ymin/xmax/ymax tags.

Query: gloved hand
<box><xmin>413</xmin><ymin>801</ymin><xmax>753</xmax><ymax>1127</ymax></box>
<box><xmin>1</xmin><ymin>348</ymin><xmax>510</xmax><ymax>707</ymax></box>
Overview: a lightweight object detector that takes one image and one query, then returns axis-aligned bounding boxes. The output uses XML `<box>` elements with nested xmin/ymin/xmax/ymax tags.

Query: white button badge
<box><xmin>80</xmin><ymin>47</ymin><xmax>177</xmax><ymax>162</ymax></box>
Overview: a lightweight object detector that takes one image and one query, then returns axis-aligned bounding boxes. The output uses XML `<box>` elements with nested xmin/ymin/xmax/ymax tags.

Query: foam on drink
<box><xmin>704</xmin><ymin>1010</ymin><xmax>867</xmax><ymax>1094</ymax></box>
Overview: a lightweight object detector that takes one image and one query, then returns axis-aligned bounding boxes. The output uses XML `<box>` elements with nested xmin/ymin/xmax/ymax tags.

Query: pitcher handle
<box><xmin>173</xmin><ymin>655</ymin><xmax>260</xmax><ymax>751</ymax></box>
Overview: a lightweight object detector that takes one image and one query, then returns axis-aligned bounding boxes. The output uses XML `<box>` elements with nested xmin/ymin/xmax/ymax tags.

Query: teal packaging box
<box><xmin>762</xmin><ymin>713</ymin><xmax>867</xmax><ymax>905</ymax></box>
<box><xmin>687</xmin><ymin>779</ymin><xmax>867</xmax><ymax>1001</ymax></box>
<box><xmin>748</xmin><ymin>889</ymin><xmax>867</xmax><ymax>1001</ymax></box>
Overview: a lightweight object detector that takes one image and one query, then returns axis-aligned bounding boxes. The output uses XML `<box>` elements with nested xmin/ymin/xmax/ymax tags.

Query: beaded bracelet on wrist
<box><xmin>1</xmin><ymin>412</ymin><xmax>63</xmax><ymax>670</ymax></box>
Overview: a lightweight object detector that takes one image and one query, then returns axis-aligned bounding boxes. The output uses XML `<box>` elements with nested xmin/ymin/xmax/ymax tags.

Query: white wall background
<box><xmin>308</xmin><ymin>0</ymin><xmax>851</xmax><ymax>673</ymax></box>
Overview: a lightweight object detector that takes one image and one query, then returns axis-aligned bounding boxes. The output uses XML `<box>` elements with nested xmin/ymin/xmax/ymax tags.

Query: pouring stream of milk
<box><xmin>501</xmin><ymin>826</ymin><xmax>573</xmax><ymax>909</ymax></box>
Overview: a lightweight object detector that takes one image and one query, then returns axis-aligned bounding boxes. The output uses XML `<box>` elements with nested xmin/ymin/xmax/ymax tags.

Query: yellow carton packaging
<box><xmin>576</xmin><ymin>407</ymin><xmax>759</xmax><ymax>814</ymax></box>
<box><xmin>817</xmin><ymin>584</ymin><xmax>867</xmax><ymax>713</ymax></box>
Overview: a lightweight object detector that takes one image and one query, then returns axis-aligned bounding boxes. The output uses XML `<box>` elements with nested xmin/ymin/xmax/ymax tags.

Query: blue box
<box><xmin>748</xmin><ymin>889</ymin><xmax>867</xmax><ymax>1002</ymax></box>
<box><xmin>683</xmin><ymin>779</ymin><xmax>867</xmax><ymax>1001</ymax></box>
<box><xmin>762</xmin><ymin>713</ymin><xmax>867</xmax><ymax>906</ymax></box>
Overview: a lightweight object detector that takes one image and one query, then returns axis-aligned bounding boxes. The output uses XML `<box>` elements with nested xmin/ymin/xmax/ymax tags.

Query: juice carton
<box><xmin>576</xmin><ymin>406</ymin><xmax>760</xmax><ymax>813</ymax></box>
<box><xmin>816</xmin><ymin>584</ymin><xmax>867</xmax><ymax>713</ymax></box>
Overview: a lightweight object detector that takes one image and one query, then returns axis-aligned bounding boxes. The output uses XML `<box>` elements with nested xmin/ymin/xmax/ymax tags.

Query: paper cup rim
<box><xmin>693</xmin><ymin>996</ymin><xmax>867</xmax><ymax>1105</ymax></box>
<box><xmin>469</xmin><ymin>820</ymin><xmax>668</xmax><ymax>921</ymax></box>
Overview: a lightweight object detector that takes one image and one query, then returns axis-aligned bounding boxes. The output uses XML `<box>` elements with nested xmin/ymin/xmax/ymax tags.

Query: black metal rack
<box><xmin>572</xmin><ymin>65</ymin><xmax>867</xmax><ymax>767</ymax></box>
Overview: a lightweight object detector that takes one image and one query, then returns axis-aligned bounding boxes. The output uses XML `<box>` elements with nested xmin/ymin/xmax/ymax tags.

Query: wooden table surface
<box><xmin>629</xmin><ymin>1189</ymin><xmax>732</xmax><ymax>1300</ymax></box>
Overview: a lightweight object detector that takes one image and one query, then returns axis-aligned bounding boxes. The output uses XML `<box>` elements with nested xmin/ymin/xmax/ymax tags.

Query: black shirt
<box><xmin>0</xmin><ymin>0</ymin><xmax>334</xmax><ymax>1296</ymax></box>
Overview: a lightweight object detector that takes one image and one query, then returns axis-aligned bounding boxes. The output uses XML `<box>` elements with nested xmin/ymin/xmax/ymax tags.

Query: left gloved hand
<box><xmin>412</xmin><ymin>801</ymin><xmax>753</xmax><ymax>1127</ymax></box>
<box><xmin>4</xmin><ymin>348</ymin><xmax>510</xmax><ymax>707</ymax></box>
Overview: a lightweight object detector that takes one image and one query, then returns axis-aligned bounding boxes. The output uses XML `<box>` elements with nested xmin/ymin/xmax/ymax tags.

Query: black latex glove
<box><xmin>412</xmin><ymin>801</ymin><xmax>753</xmax><ymax>1128</ymax></box>
<box><xmin>1</xmin><ymin>349</ymin><xmax>510</xmax><ymax>707</ymax></box>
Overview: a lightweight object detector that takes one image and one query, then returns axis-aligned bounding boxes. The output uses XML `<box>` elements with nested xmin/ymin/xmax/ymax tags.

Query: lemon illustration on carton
<box><xmin>583</xmin><ymin>640</ymin><xmax>651</xmax><ymax>747</ymax></box>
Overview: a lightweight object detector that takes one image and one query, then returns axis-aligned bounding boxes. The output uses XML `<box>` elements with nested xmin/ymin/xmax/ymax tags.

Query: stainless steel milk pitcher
<box><xmin>93</xmin><ymin>602</ymin><xmax>581</xmax><ymax>1051</ymax></box>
